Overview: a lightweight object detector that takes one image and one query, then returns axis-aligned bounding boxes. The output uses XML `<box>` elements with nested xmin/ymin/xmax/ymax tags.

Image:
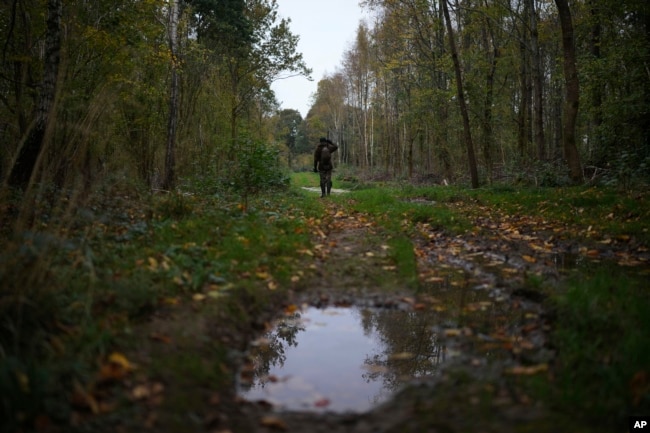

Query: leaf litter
<box><xmin>79</xmin><ymin>193</ymin><xmax>648</xmax><ymax>433</ymax></box>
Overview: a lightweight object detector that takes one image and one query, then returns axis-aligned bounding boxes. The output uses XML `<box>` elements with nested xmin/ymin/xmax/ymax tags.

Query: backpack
<box><xmin>320</xmin><ymin>146</ymin><xmax>332</xmax><ymax>170</ymax></box>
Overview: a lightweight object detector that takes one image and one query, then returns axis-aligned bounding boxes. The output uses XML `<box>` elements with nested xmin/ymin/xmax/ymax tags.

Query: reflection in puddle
<box><xmin>238</xmin><ymin>306</ymin><xmax>445</xmax><ymax>413</ymax></box>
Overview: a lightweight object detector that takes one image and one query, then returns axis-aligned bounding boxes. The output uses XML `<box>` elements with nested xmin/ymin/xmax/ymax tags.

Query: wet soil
<box><xmin>119</xmin><ymin>197</ymin><xmax>646</xmax><ymax>433</ymax></box>
<box><xmin>223</xmin><ymin>200</ymin><xmax>560</xmax><ymax>433</ymax></box>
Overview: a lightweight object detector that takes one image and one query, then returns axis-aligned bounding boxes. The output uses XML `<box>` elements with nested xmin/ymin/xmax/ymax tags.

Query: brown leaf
<box><xmin>505</xmin><ymin>364</ymin><xmax>548</xmax><ymax>375</ymax></box>
<box><xmin>260</xmin><ymin>416</ymin><xmax>287</xmax><ymax>431</ymax></box>
<box><xmin>149</xmin><ymin>333</ymin><xmax>172</xmax><ymax>344</ymax></box>
<box><xmin>71</xmin><ymin>380</ymin><xmax>99</xmax><ymax>414</ymax></box>
<box><xmin>522</xmin><ymin>255</ymin><xmax>537</xmax><ymax>263</ymax></box>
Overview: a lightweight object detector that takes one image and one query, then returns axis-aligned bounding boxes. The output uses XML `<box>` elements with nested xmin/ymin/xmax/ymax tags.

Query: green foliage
<box><xmin>549</xmin><ymin>266</ymin><xmax>650</xmax><ymax>427</ymax></box>
<box><xmin>601</xmin><ymin>151</ymin><xmax>650</xmax><ymax>191</ymax></box>
<box><xmin>0</xmin><ymin>184</ymin><xmax>317</xmax><ymax>430</ymax></box>
<box><xmin>226</xmin><ymin>137</ymin><xmax>290</xmax><ymax>201</ymax></box>
<box><xmin>343</xmin><ymin>185</ymin><xmax>471</xmax><ymax>235</ymax></box>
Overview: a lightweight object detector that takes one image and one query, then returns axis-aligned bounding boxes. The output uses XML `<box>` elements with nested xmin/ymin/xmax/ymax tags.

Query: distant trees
<box><xmin>303</xmin><ymin>0</ymin><xmax>649</xmax><ymax>187</ymax></box>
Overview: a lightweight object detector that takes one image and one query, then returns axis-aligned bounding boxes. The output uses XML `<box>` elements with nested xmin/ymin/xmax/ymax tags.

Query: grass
<box><xmin>327</xmin><ymin>179</ymin><xmax>650</xmax><ymax>429</ymax></box>
<box><xmin>547</xmin><ymin>264</ymin><xmax>650</xmax><ymax>429</ymax></box>
<box><xmin>0</xmin><ymin>182</ymin><xmax>322</xmax><ymax>431</ymax></box>
<box><xmin>1</xmin><ymin>174</ymin><xmax>648</xmax><ymax>431</ymax></box>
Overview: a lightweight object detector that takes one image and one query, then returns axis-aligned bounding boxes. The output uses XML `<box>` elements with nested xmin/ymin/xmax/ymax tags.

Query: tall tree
<box><xmin>8</xmin><ymin>0</ymin><xmax>62</xmax><ymax>188</ymax></box>
<box><xmin>442</xmin><ymin>0</ymin><xmax>479</xmax><ymax>188</ymax></box>
<box><xmin>554</xmin><ymin>0</ymin><xmax>582</xmax><ymax>183</ymax></box>
<box><xmin>274</xmin><ymin>108</ymin><xmax>302</xmax><ymax>167</ymax></box>
<box><xmin>163</xmin><ymin>0</ymin><xmax>180</xmax><ymax>190</ymax></box>
<box><xmin>528</xmin><ymin>0</ymin><xmax>545</xmax><ymax>161</ymax></box>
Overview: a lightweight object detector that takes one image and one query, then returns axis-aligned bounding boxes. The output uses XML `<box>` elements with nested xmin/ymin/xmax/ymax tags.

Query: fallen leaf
<box><xmin>522</xmin><ymin>255</ymin><xmax>537</xmax><ymax>263</ymax></box>
<box><xmin>108</xmin><ymin>352</ymin><xmax>135</xmax><ymax>371</ymax></box>
<box><xmin>505</xmin><ymin>364</ymin><xmax>548</xmax><ymax>375</ymax></box>
<box><xmin>71</xmin><ymin>380</ymin><xmax>99</xmax><ymax>413</ymax></box>
<box><xmin>260</xmin><ymin>415</ymin><xmax>287</xmax><ymax>430</ymax></box>
<box><xmin>149</xmin><ymin>333</ymin><xmax>172</xmax><ymax>344</ymax></box>
<box><xmin>147</xmin><ymin>257</ymin><xmax>158</xmax><ymax>271</ymax></box>
<box><xmin>389</xmin><ymin>352</ymin><xmax>415</xmax><ymax>360</ymax></box>
<box><xmin>99</xmin><ymin>352</ymin><xmax>136</xmax><ymax>381</ymax></box>
<box><xmin>161</xmin><ymin>297</ymin><xmax>179</xmax><ymax>305</ymax></box>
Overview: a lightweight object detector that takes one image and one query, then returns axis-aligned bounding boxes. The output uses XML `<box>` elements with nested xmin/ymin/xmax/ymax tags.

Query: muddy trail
<box><xmin>223</xmin><ymin>200</ymin><xmax>567</xmax><ymax>433</ymax></box>
<box><xmin>117</xmin><ymin>196</ymin><xmax>644</xmax><ymax>433</ymax></box>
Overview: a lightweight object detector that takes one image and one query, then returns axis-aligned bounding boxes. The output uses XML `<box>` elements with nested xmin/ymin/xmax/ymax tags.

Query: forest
<box><xmin>0</xmin><ymin>0</ymin><xmax>648</xmax><ymax>195</ymax></box>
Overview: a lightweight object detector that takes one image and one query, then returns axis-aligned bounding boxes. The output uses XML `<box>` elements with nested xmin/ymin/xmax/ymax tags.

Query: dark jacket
<box><xmin>314</xmin><ymin>140</ymin><xmax>339</xmax><ymax>172</ymax></box>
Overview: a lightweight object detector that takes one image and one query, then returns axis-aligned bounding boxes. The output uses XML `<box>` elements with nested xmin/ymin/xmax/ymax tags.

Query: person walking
<box><xmin>313</xmin><ymin>137</ymin><xmax>339</xmax><ymax>197</ymax></box>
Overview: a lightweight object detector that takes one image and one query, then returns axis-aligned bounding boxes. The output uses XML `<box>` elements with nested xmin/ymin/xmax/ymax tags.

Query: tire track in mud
<box><xmin>232</xmin><ymin>200</ymin><xmax>559</xmax><ymax>433</ymax></box>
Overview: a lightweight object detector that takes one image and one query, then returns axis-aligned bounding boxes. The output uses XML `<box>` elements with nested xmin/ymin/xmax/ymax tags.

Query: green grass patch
<box><xmin>387</xmin><ymin>236</ymin><xmax>418</xmax><ymax>287</ymax></box>
<box><xmin>543</xmin><ymin>265</ymin><xmax>650</xmax><ymax>430</ymax></box>
<box><xmin>0</xmin><ymin>186</ymin><xmax>320</xmax><ymax>431</ymax></box>
<box><xmin>341</xmin><ymin>185</ymin><xmax>472</xmax><ymax>235</ymax></box>
<box><xmin>464</xmin><ymin>186</ymin><xmax>649</xmax><ymax>243</ymax></box>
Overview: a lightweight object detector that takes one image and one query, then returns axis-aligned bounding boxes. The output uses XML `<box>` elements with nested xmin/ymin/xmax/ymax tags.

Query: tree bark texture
<box><xmin>555</xmin><ymin>0</ymin><xmax>583</xmax><ymax>183</ymax></box>
<box><xmin>163</xmin><ymin>0</ymin><xmax>179</xmax><ymax>190</ymax></box>
<box><xmin>8</xmin><ymin>0</ymin><xmax>62</xmax><ymax>188</ymax></box>
<box><xmin>442</xmin><ymin>0</ymin><xmax>479</xmax><ymax>188</ymax></box>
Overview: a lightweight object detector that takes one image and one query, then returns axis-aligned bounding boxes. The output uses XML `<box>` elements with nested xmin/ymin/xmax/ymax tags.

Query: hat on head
<box><xmin>320</xmin><ymin>137</ymin><xmax>327</xmax><ymax>142</ymax></box>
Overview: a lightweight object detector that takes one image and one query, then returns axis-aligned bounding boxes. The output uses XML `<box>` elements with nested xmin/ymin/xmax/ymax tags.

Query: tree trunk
<box><xmin>555</xmin><ymin>0</ymin><xmax>583</xmax><ymax>183</ymax></box>
<box><xmin>588</xmin><ymin>0</ymin><xmax>602</xmax><ymax>161</ymax></box>
<box><xmin>8</xmin><ymin>0</ymin><xmax>62</xmax><ymax>188</ymax></box>
<box><xmin>442</xmin><ymin>0</ymin><xmax>479</xmax><ymax>188</ymax></box>
<box><xmin>529</xmin><ymin>0</ymin><xmax>546</xmax><ymax>161</ymax></box>
<box><xmin>163</xmin><ymin>0</ymin><xmax>180</xmax><ymax>191</ymax></box>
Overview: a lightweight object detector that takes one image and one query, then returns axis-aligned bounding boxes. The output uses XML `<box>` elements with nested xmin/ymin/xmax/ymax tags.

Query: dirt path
<box><xmin>118</xmin><ymin>197</ymin><xmax>641</xmax><ymax>433</ymax></box>
<box><xmin>224</xmin><ymin>200</ymin><xmax>562</xmax><ymax>433</ymax></box>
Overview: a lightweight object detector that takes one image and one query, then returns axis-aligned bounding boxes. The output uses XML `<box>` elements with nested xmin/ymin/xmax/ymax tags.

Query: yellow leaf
<box><xmin>522</xmin><ymin>255</ymin><xmax>537</xmax><ymax>263</ymax></box>
<box><xmin>108</xmin><ymin>352</ymin><xmax>135</xmax><ymax>371</ymax></box>
<box><xmin>162</xmin><ymin>297</ymin><xmax>179</xmax><ymax>305</ymax></box>
<box><xmin>192</xmin><ymin>293</ymin><xmax>206</xmax><ymax>302</ymax></box>
<box><xmin>444</xmin><ymin>328</ymin><xmax>462</xmax><ymax>337</ymax></box>
<box><xmin>260</xmin><ymin>416</ymin><xmax>287</xmax><ymax>430</ymax></box>
<box><xmin>147</xmin><ymin>257</ymin><xmax>158</xmax><ymax>270</ymax></box>
<box><xmin>268</xmin><ymin>281</ymin><xmax>278</xmax><ymax>290</ymax></box>
<box><xmin>256</xmin><ymin>271</ymin><xmax>270</xmax><ymax>280</ymax></box>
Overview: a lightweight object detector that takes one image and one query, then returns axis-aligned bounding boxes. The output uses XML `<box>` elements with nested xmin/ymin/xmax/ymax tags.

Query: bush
<box><xmin>224</xmin><ymin>137</ymin><xmax>289</xmax><ymax>210</ymax></box>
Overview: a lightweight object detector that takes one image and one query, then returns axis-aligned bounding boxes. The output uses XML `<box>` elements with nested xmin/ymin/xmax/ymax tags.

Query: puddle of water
<box><xmin>237</xmin><ymin>306</ymin><xmax>445</xmax><ymax>413</ymax></box>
